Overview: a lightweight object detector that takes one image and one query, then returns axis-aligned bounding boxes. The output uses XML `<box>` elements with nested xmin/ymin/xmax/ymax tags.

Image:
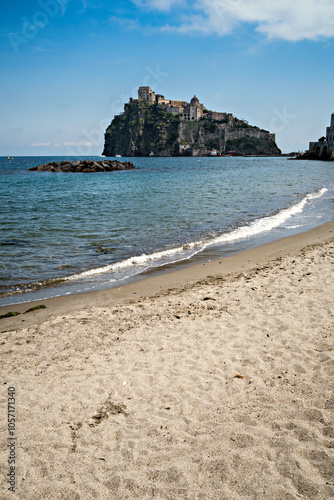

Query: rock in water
<box><xmin>29</xmin><ymin>160</ymin><xmax>136</xmax><ymax>172</ymax></box>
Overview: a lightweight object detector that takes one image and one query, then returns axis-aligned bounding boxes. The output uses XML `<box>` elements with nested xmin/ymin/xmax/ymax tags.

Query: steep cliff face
<box><xmin>103</xmin><ymin>102</ymin><xmax>281</xmax><ymax>157</ymax></box>
<box><xmin>102</xmin><ymin>101</ymin><xmax>180</xmax><ymax>157</ymax></box>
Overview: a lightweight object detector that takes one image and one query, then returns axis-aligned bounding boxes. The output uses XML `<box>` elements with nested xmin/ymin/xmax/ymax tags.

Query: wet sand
<box><xmin>1</xmin><ymin>222</ymin><xmax>333</xmax><ymax>499</ymax></box>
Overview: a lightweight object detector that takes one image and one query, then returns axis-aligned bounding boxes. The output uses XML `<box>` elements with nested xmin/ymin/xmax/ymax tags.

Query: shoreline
<box><xmin>1</xmin><ymin>221</ymin><xmax>333</xmax><ymax>330</ymax></box>
<box><xmin>2</xmin><ymin>157</ymin><xmax>332</xmax><ymax>309</ymax></box>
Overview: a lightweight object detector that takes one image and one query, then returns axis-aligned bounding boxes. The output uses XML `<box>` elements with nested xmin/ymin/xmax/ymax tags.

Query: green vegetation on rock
<box><xmin>103</xmin><ymin>101</ymin><xmax>180</xmax><ymax>156</ymax></box>
<box><xmin>225</xmin><ymin>136</ymin><xmax>281</xmax><ymax>155</ymax></box>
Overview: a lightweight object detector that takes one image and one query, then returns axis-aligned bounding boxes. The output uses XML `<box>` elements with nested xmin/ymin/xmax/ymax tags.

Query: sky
<box><xmin>1</xmin><ymin>0</ymin><xmax>334</xmax><ymax>156</ymax></box>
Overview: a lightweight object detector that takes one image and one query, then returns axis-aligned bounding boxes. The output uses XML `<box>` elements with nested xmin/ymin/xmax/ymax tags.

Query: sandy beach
<box><xmin>1</xmin><ymin>223</ymin><xmax>333</xmax><ymax>499</ymax></box>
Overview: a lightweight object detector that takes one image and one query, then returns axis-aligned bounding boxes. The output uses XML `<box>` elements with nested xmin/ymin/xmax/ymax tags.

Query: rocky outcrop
<box><xmin>291</xmin><ymin>151</ymin><xmax>334</xmax><ymax>161</ymax></box>
<box><xmin>102</xmin><ymin>101</ymin><xmax>281</xmax><ymax>157</ymax></box>
<box><xmin>103</xmin><ymin>101</ymin><xmax>180</xmax><ymax>157</ymax></box>
<box><xmin>29</xmin><ymin>160</ymin><xmax>136</xmax><ymax>172</ymax></box>
<box><xmin>177</xmin><ymin>122</ymin><xmax>281</xmax><ymax>156</ymax></box>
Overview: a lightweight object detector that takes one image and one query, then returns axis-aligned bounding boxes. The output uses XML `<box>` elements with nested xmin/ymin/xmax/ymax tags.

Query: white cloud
<box><xmin>109</xmin><ymin>16</ymin><xmax>141</xmax><ymax>30</ymax></box>
<box><xmin>61</xmin><ymin>141</ymin><xmax>94</xmax><ymax>147</ymax></box>
<box><xmin>30</xmin><ymin>141</ymin><xmax>94</xmax><ymax>148</ymax></box>
<box><xmin>132</xmin><ymin>0</ymin><xmax>186</xmax><ymax>12</ymax></box>
<box><xmin>32</xmin><ymin>46</ymin><xmax>49</xmax><ymax>52</ymax></box>
<box><xmin>30</xmin><ymin>142</ymin><xmax>51</xmax><ymax>147</ymax></box>
<box><xmin>140</xmin><ymin>0</ymin><xmax>334</xmax><ymax>41</ymax></box>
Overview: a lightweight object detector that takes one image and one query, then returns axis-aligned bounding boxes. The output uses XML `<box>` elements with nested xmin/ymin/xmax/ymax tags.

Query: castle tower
<box><xmin>326</xmin><ymin>112</ymin><xmax>334</xmax><ymax>142</ymax></box>
<box><xmin>138</xmin><ymin>86</ymin><xmax>156</xmax><ymax>104</ymax></box>
<box><xmin>189</xmin><ymin>95</ymin><xmax>203</xmax><ymax>121</ymax></box>
<box><xmin>190</xmin><ymin>95</ymin><xmax>200</xmax><ymax>106</ymax></box>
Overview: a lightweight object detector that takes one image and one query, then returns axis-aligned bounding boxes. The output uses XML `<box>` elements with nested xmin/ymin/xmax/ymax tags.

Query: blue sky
<box><xmin>1</xmin><ymin>0</ymin><xmax>334</xmax><ymax>155</ymax></box>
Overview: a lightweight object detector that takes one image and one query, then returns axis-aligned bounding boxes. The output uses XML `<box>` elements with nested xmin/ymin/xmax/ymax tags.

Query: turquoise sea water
<box><xmin>0</xmin><ymin>156</ymin><xmax>333</xmax><ymax>305</ymax></box>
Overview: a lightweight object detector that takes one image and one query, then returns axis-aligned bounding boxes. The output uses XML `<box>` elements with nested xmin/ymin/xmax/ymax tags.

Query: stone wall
<box><xmin>164</xmin><ymin>105</ymin><xmax>182</xmax><ymax>115</ymax></box>
<box><xmin>180</xmin><ymin>103</ymin><xmax>204</xmax><ymax>121</ymax></box>
<box><xmin>308</xmin><ymin>113</ymin><xmax>334</xmax><ymax>160</ymax></box>
<box><xmin>309</xmin><ymin>140</ymin><xmax>334</xmax><ymax>160</ymax></box>
<box><xmin>326</xmin><ymin>114</ymin><xmax>334</xmax><ymax>142</ymax></box>
<box><xmin>209</xmin><ymin>111</ymin><xmax>228</xmax><ymax>121</ymax></box>
<box><xmin>224</xmin><ymin>128</ymin><xmax>275</xmax><ymax>142</ymax></box>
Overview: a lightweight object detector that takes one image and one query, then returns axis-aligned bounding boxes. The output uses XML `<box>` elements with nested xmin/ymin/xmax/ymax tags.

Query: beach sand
<box><xmin>1</xmin><ymin>223</ymin><xmax>333</xmax><ymax>499</ymax></box>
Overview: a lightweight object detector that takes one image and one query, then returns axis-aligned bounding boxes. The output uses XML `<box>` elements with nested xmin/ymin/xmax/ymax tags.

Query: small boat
<box><xmin>210</xmin><ymin>149</ymin><xmax>219</xmax><ymax>156</ymax></box>
<box><xmin>115</xmin><ymin>154</ymin><xmax>122</xmax><ymax>158</ymax></box>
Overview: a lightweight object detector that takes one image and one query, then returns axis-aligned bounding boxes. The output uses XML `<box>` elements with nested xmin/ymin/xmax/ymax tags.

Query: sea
<box><xmin>1</xmin><ymin>155</ymin><xmax>333</xmax><ymax>306</ymax></box>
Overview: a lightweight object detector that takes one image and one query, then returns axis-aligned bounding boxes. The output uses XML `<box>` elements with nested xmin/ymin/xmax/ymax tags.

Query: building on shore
<box><xmin>309</xmin><ymin>113</ymin><xmax>334</xmax><ymax>160</ymax></box>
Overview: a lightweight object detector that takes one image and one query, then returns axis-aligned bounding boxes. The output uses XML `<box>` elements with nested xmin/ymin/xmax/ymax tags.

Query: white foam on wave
<box><xmin>207</xmin><ymin>188</ymin><xmax>327</xmax><ymax>246</ymax></box>
<box><xmin>65</xmin><ymin>242</ymin><xmax>202</xmax><ymax>281</ymax></box>
<box><xmin>65</xmin><ymin>188</ymin><xmax>327</xmax><ymax>283</ymax></box>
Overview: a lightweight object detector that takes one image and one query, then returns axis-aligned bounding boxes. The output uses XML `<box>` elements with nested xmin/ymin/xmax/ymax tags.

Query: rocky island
<box><xmin>29</xmin><ymin>159</ymin><xmax>136</xmax><ymax>173</ymax></box>
<box><xmin>103</xmin><ymin>86</ymin><xmax>281</xmax><ymax>157</ymax></box>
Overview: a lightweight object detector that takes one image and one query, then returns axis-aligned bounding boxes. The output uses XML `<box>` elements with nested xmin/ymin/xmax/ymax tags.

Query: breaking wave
<box><xmin>64</xmin><ymin>188</ymin><xmax>327</xmax><ymax>284</ymax></box>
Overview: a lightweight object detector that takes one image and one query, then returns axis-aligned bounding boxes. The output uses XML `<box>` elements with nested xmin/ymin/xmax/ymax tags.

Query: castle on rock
<box><xmin>126</xmin><ymin>86</ymin><xmax>232</xmax><ymax>123</ymax></box>
<box><xmin>103</xmin><ymin>86</ymin><xmax>281</xmax><ymax>157</ymax></box>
